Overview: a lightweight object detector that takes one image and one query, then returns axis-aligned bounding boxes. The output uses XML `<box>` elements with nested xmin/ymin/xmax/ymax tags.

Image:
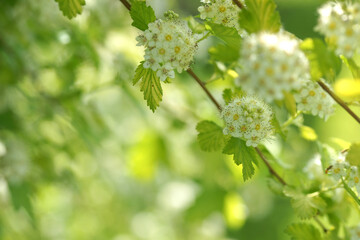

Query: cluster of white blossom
<box><xmin>236</xmin><ymin>32</ymin><xmax>309</xmax><ymax>102</ymax></box>
<box><xmin>294</xmin><ymin>80</ymin><xmax>335</xmax><ymax>120</ymax></box>
<box><xmin>327</xmin><ymin>155</ymin><xmax>360</xmax><ymax>194</ymax></box>
<box><xmin>136</xmin><ymin>13</ymin><xmax>198</xmax><ymax>81</ymax></box>
<box><xmin>221</xmin><ymin>96</ymin><xmax>274</xmax><ymax>147</ymax></box>
<box><xmin>315</xmin><ymin>2</ymin><xmax>360</xmax><ymax>58</ymax></box>
<box><xmin>198</xmin><ymin>0</ymin><xmax>241</xmax><ymax>31</ymax></box>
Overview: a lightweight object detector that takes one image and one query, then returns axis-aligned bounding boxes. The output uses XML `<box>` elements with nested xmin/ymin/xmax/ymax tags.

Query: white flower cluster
<box><xmin>221</xmin><ymin>96</ymin><xmax>274</xmax><ymax>147</ymax></box>
<box><xmin>294</xmin><ymin>80</ymin><xmax>335</xmax><ymax>120</ymax></box>
<box><xmin>315</xmin><ymin>2</ymin><xmax>360</xmax><ymax>58</ymax></box>
<box><xmin>198</xmin><ymin>0</ymin><xmax>241</xmax><ymax>31</ymax></box>
<box><xmin>236</xmin><ymin>32</ymin><xmax>309</xmax><ymax>102</ymax></box>
<box><xmin>327</xmin><ymin>155</ymin><xmax>360</xmax><ymax>194</ymax></box>
<box><xmin>136</xmin><ymin>15</ymin><xmax>198</xmax><ymax>81</ymax></box>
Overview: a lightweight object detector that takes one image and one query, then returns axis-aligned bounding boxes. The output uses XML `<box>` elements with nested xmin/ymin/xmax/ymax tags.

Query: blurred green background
<box><xmin>0</xmin><ymin>0</ymin><xmax>360</xmax><ymax>239</ymax></box>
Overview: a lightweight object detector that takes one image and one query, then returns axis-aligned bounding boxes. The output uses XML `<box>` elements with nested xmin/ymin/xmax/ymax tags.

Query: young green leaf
<box><xmin>133</xmin><ymin>63</ymin><xmax>163</xmax><ymax>112</ymax></box>
<box><xmin>285</xmin><ymin>223</ymin><xmax>322</xmax><ymax>240</ymax></box>
<box><xmin>222</xmin><ymin>88</ymin><xmax>233</xmax><ymax>104</ymax></box>
<box><xmin>300</xmin><ymin>38</ymin><xmax>341</xmax><ymax>82</ymax></box>
<box><xmin>130</xmin><ymin>1</ymin><xmax>156</xmax><ymax>31</ymax></box>
<box><xmin>346</xmin><ymin>142</ymin><xmax>360</xmax><ymax>167</ymax></box>
<box><xmin>206</xmin><ymin>23</ymin><xmax>241</xmax><ymax>51</ymax></box>
<box><xmin>284</xmin><ymin>188</ymin><xmax>326</xmax><ymax>219</ymax></box>
<box><xmin>284</xmin><ymin>92</ymin><xmax>297</xmax><ymax>117</ymax></box>
<box><xmin>238</xmin><ymin>0</ymin><xmax>281</xmax><ymax>34</ymax></box>
<box><xmin>55</xmin><ymin>0</ymin><xmax>85</xmax><ymax>19</ymax></box>
<box><xmin>196</xmin><ymin>121</ymin><xmax>226</xmax><ymax>152</ymax></box>
<box><xmin>209</xmin><ymin>44</ymin><xmax>239</xmax><ymax>63</ymax></box>
<box><xmin>222</xmin><ymin>137</ymin><xmax>257</xmax><ymax>181</ymax></box>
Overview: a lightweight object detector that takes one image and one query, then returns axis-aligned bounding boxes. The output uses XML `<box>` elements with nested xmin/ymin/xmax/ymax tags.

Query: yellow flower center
<box><xmin>241</xmin><ymin>126</ymin><xmax>247</xmax><ymax>132</ymax></box>
<box><xmin>219</xmin><ymin>6</ymin><xmax>226</xmax><ymax>12</ymax></box>
<box><xmin>159</xmin><ymin>48</ymin><xmax>166</xmax><ymax>55</ymax></box>
<box><xmin>229</xmin><ymin>126</ymin><xmax>235</xmax><ymax>132</ymax></box>
<box><xmin>174</xmin><ymin>46</ymin><xmax>181</xmax><ymax>53</ymax></box>
<box><xmin>334</xmin><ymin>168</ymin><xmax>340</xmax><ymax>174</ymax></box>
<box><xmin>266</xmin><ymin>68</ymin><xmax>274</xmax><ymax>76</ymax></box>
<box><xmin>355</xmin><ymin>176</ymin><xmax>359</xmax><ymax>183</ymax></box>
<box><xmin>346</xmin><ymin>28</ymin><xmax>354</xmax><ymax>37</ymax></box>
<box><xmin>309</xmin><ymin>90</ymin><xmax>316</xmax><ymax>96</ymax></box>
<box><xmin>233</xmin><ymin>114</ymin><xmax>239</xmax><ymax>120</ymax></box>
<box><xmin>165</xmin><ymin>34</ymin><xmax>172</xmax><ymax>41</ymax></box>
<box><xmin>255</xmin><ymin>124</ymin><xmax>261</xmax><ymax>131</ymax></box>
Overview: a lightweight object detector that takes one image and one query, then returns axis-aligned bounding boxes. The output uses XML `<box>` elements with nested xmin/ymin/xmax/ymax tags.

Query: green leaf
<box><xmin>222</xmin><ymin>137</ymin><xmax>257</xmax><ymax>181</ymax></box>
<box><xmin>285</xmin><ymin>223</ymin><xmax>322</xmax><ymax>240</ymax></box>
<box><xmin>209</xmin><ymin>44</ymin><xmax>239</xmax><ymax>63</ymax></box>
<box><xmin>300</xmin><ymin>126</ymin><xmax>318</xmax><ymax>142</ymax></box>
<box><xmin>284</xmin><ymin>92</ymin><xmax>297</xmax><ymax>116</ymax></box>
<box><xmin>133</xmin><ymin>63</ymin><xmax>163</xmax><ymax>112</ymax></box>
<box><xmin>8</xmin><ymin>182</ymin><xmax>35</xmax><ymax>220</ymax></box>
<box><xmin>186</xmin><ymin>16</ymin><xmax>206</xmax><ymax>34</ymax></box>
<box><xmin>222</xmin><ymin>89</ymin><xmax>233</xmax><ymax>104</ymax></box>
<box><xmin>285</xmin><ymin>188</ymin><xmax>326</xmax><ymax>219</ymax></box>
<box><xmin>55</xmin><ymin>0</ymin><xmax>85</xmax><ymax>19</ymax></box>
<box><xmin>238</xmin><ymin>0</ymin><xmax>281</xmax><ymax>34</ymax></box>
<box><xmin>300</xmin><ymin>38</ymin><xmax>342</xmax><ymax>82</ymax></box>
<box><xmin>340</xmin><ymin>57</ymin><xmax>360</xmax><ymax>79</ymax></box>
<box><xmin>346</xmin><ymin>142</ymin><xmax>360</xmax><ymax>168</ymax></box>
<box><xmin>196</xmin><ymin>121</ymin><xmax>226</xmax><ymax>152</ymax></box>
<box><xmin>271</xmin><ymin>115</ymin><xmax>286</xmax><ymax>140</ymax></box>
<box><xmin>130</xmin><ymin>1</ymin><xmax>156</xmax><ymax>31</ymax></box>
<box><xmin>206</xmin><ymin>23</ymin><xmax>241</xmax><ymax>51</ymax></box>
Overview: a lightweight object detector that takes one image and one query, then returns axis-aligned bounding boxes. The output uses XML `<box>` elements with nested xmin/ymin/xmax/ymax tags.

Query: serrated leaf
<box><xmin>130</xmin><ymin>1</ymin><xmax>156</xmax><ymax>31</ymax></box>
<box><xmin>196</xmin><ymin>121</ymin><xmax>226</xmax><ymax>152</ymax></box>
<box><xmin>133</xmin><ymin>62</ymin><xmax>146</xmax><ymax>85</ymax></box>
<box><xmin>222</xmin><ymin>137</ymin><xmax>257</xmax><ymax>181</ymax></box>
<box><xmin>239</xmin><ymin>0</ymin><xmax>281</xmax><ymax>33</ymax></box>
<box><xmin>346</xmin><ymin>142</ymin><xmax>360</xmax><ymax>168</ymax></box>
<box><xmin>133</xmin><ymin>63</ymin><xmax>163</xmax><ymax>112</ymax></box>
<box><xmin>300</xmin><ymin>38</ymin><xmax>341</xmax><ymax>82</ymax></box>
<box><xmin>222</xmin><ymin>89</ymin><xmax>233</xmax><ymax>104</ymax></box>
<box><xmin>291</xmin><ymin>194</ymin><xmax>326</xmax><ymax>219</ymax></box>
<box><xmin>206</xmin><ymin>23</ymin><xmax>241</xmax><ymax>51</ymax></box>
<box><xmin>285</xmin><ymin>223</ymin><xmax>322</xmax><ymax>240</ymax></box>
<box><xmin>55</xmin><ymin>0</ymin><xmax>85</xmax><ymax>19</ymax></box>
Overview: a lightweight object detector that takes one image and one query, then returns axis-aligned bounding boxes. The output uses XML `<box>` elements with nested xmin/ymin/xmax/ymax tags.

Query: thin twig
<box><xmin>119</xmin><ymin>0</ymin><xmax>131</xmax><ymax>11</ymax></box>
<box><xmin>187</xmin><ymin>68</ymin><xmax>222</xmax><ymax>112</ymax></box>
<box><xmin>314</xmin><ymin>216</ymin><xmax>328</xmax><ymax>233</ymax></box>
<box><xmin>317</xmin><ymin>80</ymin><xmax>360</xmax><ymax>124</ymax></box>
<box><xmin>255</xmin><ymin>147</ymin><xmax>287</xmax><ymax>185</ymax></box>
<box><xmin>232</xmin><ymin>0</ymin><xmax>244</xmax><ymax>9</ymax></box>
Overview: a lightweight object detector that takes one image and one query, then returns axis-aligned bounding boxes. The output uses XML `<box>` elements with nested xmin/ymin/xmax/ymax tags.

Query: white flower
<box><xmin>294</xmin><ymin>79</ymin><xmax>335</xmax><ymax>120</ymax></box>
<box><xmin>236</xmin><ymin>32</ymin><xmax>309</xmax><ymax>102</ymax></box>
<box><xmin>221</xmin><ymin>96</ymin><xmax>274</xmax><ymax>147</ymax></box>
<box><xmin>315</xmin><ymin>2</ymin><xmax>360</xmax><ymax>58</ymax></box>
<box><xmin>137</xmin><ymin>12</ymin><xmax>198</xmax><ymax>81</ymax></box>
<box><xmin>326</xmin><ymin>158</ymin><xmax>349</xmax><ymax>181</ymax></box>
<box><xmin>348</xmin><ymin>166</ymin><xmax>360</xmax><ymax>191</ymax></box>
<box><xmin>198</xmin><ymin>0</ymin><xmax>243</xmax><ymax>32</ymax></box>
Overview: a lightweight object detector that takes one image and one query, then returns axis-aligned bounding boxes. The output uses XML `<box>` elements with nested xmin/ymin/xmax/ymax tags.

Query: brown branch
<box><xmin>255</xmin><ymin>147</ymin><xmax>287</xmax><ymax>185</ymax></box>
<box><xmin>232</xmin><ymin>0</ymin><xmax>244</xmax><ymax>9</ymax></box>
<box><xmin>314</xmin><ymin>216</ymin><xmax>328</xmax><ymax>233</ymax></box>
<box><xmin>119</xmin><ymin>0</ymin><xmax>131</xmax><ymax>11</ymax></box>
<box><xmin>317</xmin><ymin>80</ymin><xmax>360</xmax><ymax>124</ymax></box>
<box><xmin>187</xmin><ymin>68</ymin><xmax>222</xmax><ymax>112</ymax></box>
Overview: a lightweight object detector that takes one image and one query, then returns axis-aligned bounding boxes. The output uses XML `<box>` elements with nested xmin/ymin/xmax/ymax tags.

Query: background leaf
<box><xmin>196</xmin><ymin>121</ymin><xmax>226</xmax><ymax>152</ymax></box>
<box><xmin>300</xmin><ymin>38</ymin><xmax>341</xmax><ymax>82</ymax></box>
<box><xmin>222</xmin><ymin>137</ymin><xmax>257</xmax><ymax>181</ymax></box>
<box><xmin>238</xmin><ymin>0</ymin><xmax>281</xmax><ymax>33</ymax></box>
<box><xmin>130</xmin><ymin>1</ymin><xmax>156</xmax><ymax>31</ymax></box>
<box><xmin>285</xmin><ymin>223</ymin><xmax>322</xmax><ymax>240</ymax></box>
<box><xmin>55</xmin><ymin>0</ymin><xmax>86</xmax><ymax>19</ymax></box>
